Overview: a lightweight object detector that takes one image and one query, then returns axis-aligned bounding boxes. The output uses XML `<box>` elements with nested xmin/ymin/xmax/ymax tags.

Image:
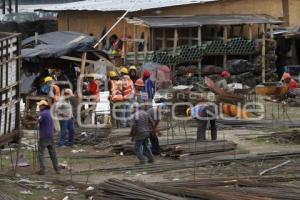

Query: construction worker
<box><xmin>36</xmin><ymin>100</ymin><xmax>59</xmax><ymax>175</ymax></box>
<box><xmin>130</xmin><ymin>103</ymin><xmax>155</xmax><ymax>165</ymax></box>
<box><xmin>120</xmin><ymin>67</ymin><xmax>134</xmax><ymax>127</ymax></box>
<box><xmin>281</xmin><ymin>72</ymin><xmax>298</xmax><ymax>91</ymax></box>
<box><xmin>57</xmin><ymin>89</ymin><xmax>76</xmax><ymax>147</ymax></box>
<box><xmin>217</xmin><ymin>70</ymin><xmax>233</xmax><ymax>92</ymax></box>
<box><xmin>129</xmin><ymin>65</ymin><xmax>139</xmax><ymax>83</ymax></box>
<box><xmin>42</xmin><ymin>76</ymin><xmax>61</xmax><ymax>103</ymax></box>
<box><xmin>147</xmin><ymin>103</ymin><xmax>167</xmax><ymax>155</ymax></box>
<box><xmin>143</xmin><ymin>70</ymin><xmax>154</xmax><ymax>101</ymax></box>
<box><xmin>135</xmin><ymin>78</ymin><xmax>149</xmax><ymax>108</ymax></box>
<box><xmin>51</xmin><ymin>68</ymin><xmax>70</xmax><ymax>90</ymax></box>
<box><xmin>110</xmin><ymin>34</ymin><xmax>122</xmax><ymax>56</ymax></box>
<box><xmin>187</xmin><ymin>103</ymin><xmax>217</xmax><ymax>141</ymax></box>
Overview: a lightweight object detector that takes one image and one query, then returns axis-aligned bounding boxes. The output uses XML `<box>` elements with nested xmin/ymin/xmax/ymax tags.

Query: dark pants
<box><xmin>60</xmin><ymin>118</ymin><xmax>76</xmax><ymax>146</ymax></box>
<box><xmin>149</xmin><ymin>133</ymin><xmax>160</xmax><ymax>155</ymax></box>
<box><xmin>38</xmin><ymin>138</ymin><xmax>59</xmax><ymax>172</ymax></box>
<box><xmin>197</xmin><ymin>119</ymin><xmax>217</xmax><ymax>141</ymax></box>
<box><xmin>134</xmin><ymin>137</ymin><xmax>154</xmax><ymax>163</ymax></box>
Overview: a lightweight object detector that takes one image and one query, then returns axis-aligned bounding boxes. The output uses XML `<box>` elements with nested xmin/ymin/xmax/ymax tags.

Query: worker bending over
<box><xmin>130</xmin><ymin>104</ymin><xmax>155</xmax><ymax>165</ymax></box>
<box><xmin>281</xmin><ymin>72</ymin><xmax>298</xmax><ymax>91</ymax></box>
<box><xmin>217</xmin><ymin>71</ymin><xmax>233</xmax><ymax>92</ymax></box>
<box><xmin>188</xmin><ymin>103</ymin><xmax>217</xmax><ymax>141</ymax></box>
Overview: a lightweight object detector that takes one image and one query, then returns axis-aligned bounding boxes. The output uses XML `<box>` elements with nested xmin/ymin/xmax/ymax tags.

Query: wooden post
<box><xmin>144</xmin><ymin>30</ymin><xmax>149</xmax><ymax>62</ymax></box>
<box><xmin>248</xmin><ymin>24</ymin><xmax>253</xmax><ymax>40</ymax></box>
<box><xmin>270</xmin><ymin>24</ymin><xmax>274</xmax><ymax>39</ymax></box>
<box><xmin>172</xmin><ymin>29</ymin><xmax>178</xmax><ymax>56</ymax></box>
<box><xmin>80</xmin><ymin>52</ymin><xmax>87</xmax><ymax>75</ymax></box>
<box><xmin>79</xmin><ymin>52</ymin><xmax>87</xmax><ymax>101</ymax></box>
<box><xmin>223</xmin><ymin>26</ymin><xmax>228</xmax><ymax>70</ymax></box>
<box><xmin>133</xmin><ymin>25</ymin><xmax>138</xmax><ymax>65</ymax></box>
<box><xmin>261</xmin><ymin>24</ymin><xmax>266</xmax><ymax>83</ymax></box>
<box><xmin>150</xmin><ymin>29</ymin><xmax>154</xmax><ymax>50</ymax></box>
<box><xmin>188</xmin><ymin>28</ymin><xmax>192</xmax><ymax>46</ymax></box>
<box><xmin>198</xmin><ymin>26</ymin><xmax>202</xmax><ymax>78</ymax></box>
<box><xmin>162</xmin><ymin>28</ymin><xmax>166</xmax><ymax>50</ymax></box>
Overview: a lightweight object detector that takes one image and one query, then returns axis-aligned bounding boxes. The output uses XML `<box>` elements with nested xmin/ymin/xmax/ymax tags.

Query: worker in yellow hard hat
<box><xmin>129</xmin><ymin>65</ymin><xmax>138</xmax><ymax>83</ymax></box>
<box><xmin>108</xmin><ymin>70</ymin><xmax>119</xmax><ymax>94</ymax></box>
<box><xmin>119</xmin><ymin>66</ymin><xmax>129</xmax><ymax>75</ymax></box>
<box><xmin>41</xmin><ymin>76</ymin><xmax>61</xmax><ymax>103</ymax></box>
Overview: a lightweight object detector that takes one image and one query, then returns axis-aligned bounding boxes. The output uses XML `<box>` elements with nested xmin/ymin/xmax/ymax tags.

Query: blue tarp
<box><xmin>22</xmin><ymin>31</ymin><xmax>97</xmax><ymax>62</ymax></box>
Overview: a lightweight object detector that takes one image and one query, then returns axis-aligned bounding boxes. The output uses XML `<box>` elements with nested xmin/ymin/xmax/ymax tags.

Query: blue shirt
<box><xmin>39</xmin><ymin>109</ymin><xmax>54</xmax><ymax>139</ymax></box>
<box><xmin>192</xmin><ymin>105</ymin><xmax>206</xmax><ymax>119</ymax></box>
<box><xmin>144</xmin><ymin>79</ymin><xmax>154</xmax><ymax>99</ymax></box>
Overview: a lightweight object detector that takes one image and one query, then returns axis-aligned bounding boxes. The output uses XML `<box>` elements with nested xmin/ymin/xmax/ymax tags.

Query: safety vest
<box><xmin>110</xmin><ymin>80</ymin><xmax>123</xmax><ymax>102</ymax></box>
<box><xmin>122</xmin><ymin>75</ymin><xmax>135</xmax><ymax>100</ymax></box>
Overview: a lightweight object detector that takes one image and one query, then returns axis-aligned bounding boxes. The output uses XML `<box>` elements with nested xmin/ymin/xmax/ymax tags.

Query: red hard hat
<box><xmin>135</xmin><ymin>78</ymin><xmax>144</xmax><ymax>87</ymax></box>
<box><xmin>221</xmin><ymin>71</ymin><xmax>231</xmax><ymax>78</ymax></box>
<box><xmin>143</xmin><ymin>70</ymin><xmax>151</xmax><ymax>78</ymax></box>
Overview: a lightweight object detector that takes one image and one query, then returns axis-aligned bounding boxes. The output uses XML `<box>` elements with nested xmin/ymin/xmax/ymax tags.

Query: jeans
<box><xmin>149</xmin><ymin>133</ymin><xmax>160</xmax><ymax>155</ymax></box>
<box><xmin>60</xmin><ymin>118</ymin><xmax>76</xmax><ymax>146</ymax></box>
<box><xmin>134</xmin><ymin>137</ymin><xmax>154</xmax><ymax>162</ymax></box>
<box><xmin>38</xmin><ymin>138</ymin><xmax>59</xmax><ymax>172</ymax></box>
<box><xmin>197</xmin><ymin>119</ymin><xmax>217</xmax><ymax>141</ymax></box>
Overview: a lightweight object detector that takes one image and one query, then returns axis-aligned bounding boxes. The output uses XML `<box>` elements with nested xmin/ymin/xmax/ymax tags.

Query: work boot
<box><xmin>55</xmin><ymin>170</ymin><xmax>60</xmax><ymax>174</ymax></box>
<box><xmin>36</xmin><ymin>170</ymin><xmax>45</xmax><ymax>175</ymax></box>
<box><xmin>148</xmin><ymin>158</ymin><xmax>155</xmax><ymax>164</ymax></box>
<box><xmin>135</xmin><ymin>160</ymin><xmax>146</xmax><ymax>165</ymax></box>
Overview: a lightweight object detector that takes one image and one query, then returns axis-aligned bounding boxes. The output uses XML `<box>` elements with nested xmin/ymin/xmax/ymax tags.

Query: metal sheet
<box><xmin>35</xmin><ymin>0</ymin><xmax>218</xmax><ymax>12</ymax></box>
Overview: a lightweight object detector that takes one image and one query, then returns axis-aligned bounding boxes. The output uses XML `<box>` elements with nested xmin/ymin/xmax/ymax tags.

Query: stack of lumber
<box><xmin>91</xmin><ymin>177</ymin><xmax>300</xmax><ymax>200</ymax></box>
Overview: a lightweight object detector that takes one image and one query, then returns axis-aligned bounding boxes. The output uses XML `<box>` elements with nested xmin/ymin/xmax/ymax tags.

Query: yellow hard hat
<box><xmin>129</xmin><ymin>65</ymin><xmax>137</xmax><ymax>71</ymax></box>
<box><xmin>120</xmin><ymin>67</ymin><xmax>128</xmax><ymax>74</ymax></box>
<box><xmin>37</xmin><ymin>100</ymin><xmax>49</xmax><ymax>106</ymax></box>
<box><xmin>44</xmin><ymin>76</ymin><xmax>54</xmax><ymax>83</ymax></box>
<box><xmin>109</xmin><ymin>70</ymin><xmax>117</xmax><ymax>78</ymax></box>
<box><xmin>112</xmin><ymin>50</ymin><xmax>118</xmax><ymax>55</ymax></box>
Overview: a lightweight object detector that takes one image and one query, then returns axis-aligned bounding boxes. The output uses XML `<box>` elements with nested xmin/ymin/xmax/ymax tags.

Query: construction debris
<box><xmin>76</xmin><ymin>127</ymin><xmax>112</xmax><ymax>145</ymax></box>
<box><xmin>74</xmin><ymin>150</ymin><xmax>300</xmax><ymax>174</ymax></box>
<box><xmin>91</xmin><ymin>177</ymin><xmax>300</xmax><ymax>200</ymax></box>
<box><xmin>256</xmin><ymin>129</ymin><xmax>300</xmax><ymax>144</ymax></box>
<box><xmin>112</xmin><ymin>140</ymin><xmax>236</xmax><ymax>159</ymax></box>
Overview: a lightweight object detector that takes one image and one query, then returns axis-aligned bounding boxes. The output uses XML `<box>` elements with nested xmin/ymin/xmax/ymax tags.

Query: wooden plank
<box><xmin>133</xmin><ymin>25</ymin><xmax>138</xmax><ymax>64</ymax></box>
<box><xmin>143</xmin><ymin>30</ymin><xmax>149</xmax><ymax>62</ymax></box>
<box><xmin>248</xmin><ymin>24</ymin><xmax>253</xmax><ymax>40</ymax></box>
<box><xmin>80</xmin><ymin>52</ymin><xmax>87</xmax><ymax>74</ymax></box>
<box><xmin>172</xmin><ymin>29</ymin><xmax>178</xmax><ymax>56</ymax></box>
<box><xmin>261</xmin><ymin>24</ymin><xmax>266</xmax><ymax>83</ymax></box>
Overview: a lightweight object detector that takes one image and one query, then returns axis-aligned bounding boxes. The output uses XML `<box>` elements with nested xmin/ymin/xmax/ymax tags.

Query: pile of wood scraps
<box><xmin>76</xmin><ymin>127</ymin><xmax>112</xmax><ymax>145</ymax></box>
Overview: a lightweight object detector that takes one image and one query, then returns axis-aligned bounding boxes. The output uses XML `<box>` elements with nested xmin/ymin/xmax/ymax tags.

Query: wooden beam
<box><xmin>172</xmin><ymin>29</ymin><xmax>178</xmax><ymax>56</ymax></box>
<box><xmin>282</xmin><ymin>0</ymin><xmax>290</xmax><ymax>26</ymax></box>
<box><xmin>198</xmin><ymin>26</ymin><xmax>202</xmax><ymax>78</ymax></box>
<box><xmin>270</xmin><ymin>24</ymin><xmax>274</xmax><ymax>39</ymax></box>
<box><xmin>144</xmin><ymin>30</ymin><xmax>149</xmax><ymax>62</ymax></box>
<box><xmin>261</xmin><ymin>24</ymin><xmax>266</xmax><ymax>83</ymax></box>
<box><xmin>248</xmin><ymin>24</ymin><xmax>253</xmax><ymax>40</ymax></box>
<box><xmin>223</xmin><ymin>26</ymin><xmax>228</xmax><ymax>70</ymax></box>
<box><xmin>80</xmin><ymin>52</ymin><xmax>87</xmax><ymax>75</ymax></box>
<box><xmin>162</xmin><ymin>28</ymin><xmax>166</xmax><ymax>49</ymax></box>
<box><xmin>151</xmin><ymin>29</ymin><xmax>154</xmax><ymax>50</ymax></box>
<box><xmin>188</xmin><ymin>28</ymin><xmax>192</xmax><ymax>46</ymax></box>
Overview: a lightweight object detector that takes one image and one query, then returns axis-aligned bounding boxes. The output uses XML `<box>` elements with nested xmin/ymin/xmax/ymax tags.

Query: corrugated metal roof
<box><xmin>126</xmin><ymin>15</ymin><xmax>283</xmax><ymax>27</ymax></box>
<box><xmin>37</xmin><ymin>0</ymin><xmax>217</xmax><ymax>12</ymax></box>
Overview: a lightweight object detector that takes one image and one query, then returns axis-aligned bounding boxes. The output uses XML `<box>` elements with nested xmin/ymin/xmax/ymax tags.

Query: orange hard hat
<box><xmin>282</xmin><ymin>72</ymin><xmax>291</xmax><ymax>80</ymax></box>
<box><xmin>135</xmin><ymin>78</ymin><xmax>144</xmax><ymax>87</ymax></box>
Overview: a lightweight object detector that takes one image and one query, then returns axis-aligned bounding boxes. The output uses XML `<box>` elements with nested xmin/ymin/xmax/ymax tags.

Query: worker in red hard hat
<box><xmin>143</xmin><ymin>70</ymin><xmax>154</xmax><ymax>101</ymax></box>
<box><xmin>217</xmin><ymin>70</ymin><xmax>233</xmax><ymax>92</ymax></box>
<box><xmin>281</xmin><ymin>72</ymin><xmax>298</xmax><ymax>91</ymax></box>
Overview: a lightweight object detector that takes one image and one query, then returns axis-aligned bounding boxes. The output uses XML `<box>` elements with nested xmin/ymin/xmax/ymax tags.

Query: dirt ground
<box><xmin>1</xmin><ymin>102</ymin><xmax>300</xmax><ymax>199</ymax></box>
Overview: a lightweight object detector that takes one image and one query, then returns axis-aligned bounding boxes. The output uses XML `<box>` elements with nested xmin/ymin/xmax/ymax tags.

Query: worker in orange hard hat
<box><xmin>281</xmin><ymin>72</ymin><xmax>298</xmax><ymax>91</ymax></box>
<box><xmin>217</xmin><ymin>70</ymin><xmax>233</xmax><ymax>92</ymax></box>
<box><xmin>134</xmin><ymin>78</ymin><xmax>149</xmax><ymax>109</ymax></box>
